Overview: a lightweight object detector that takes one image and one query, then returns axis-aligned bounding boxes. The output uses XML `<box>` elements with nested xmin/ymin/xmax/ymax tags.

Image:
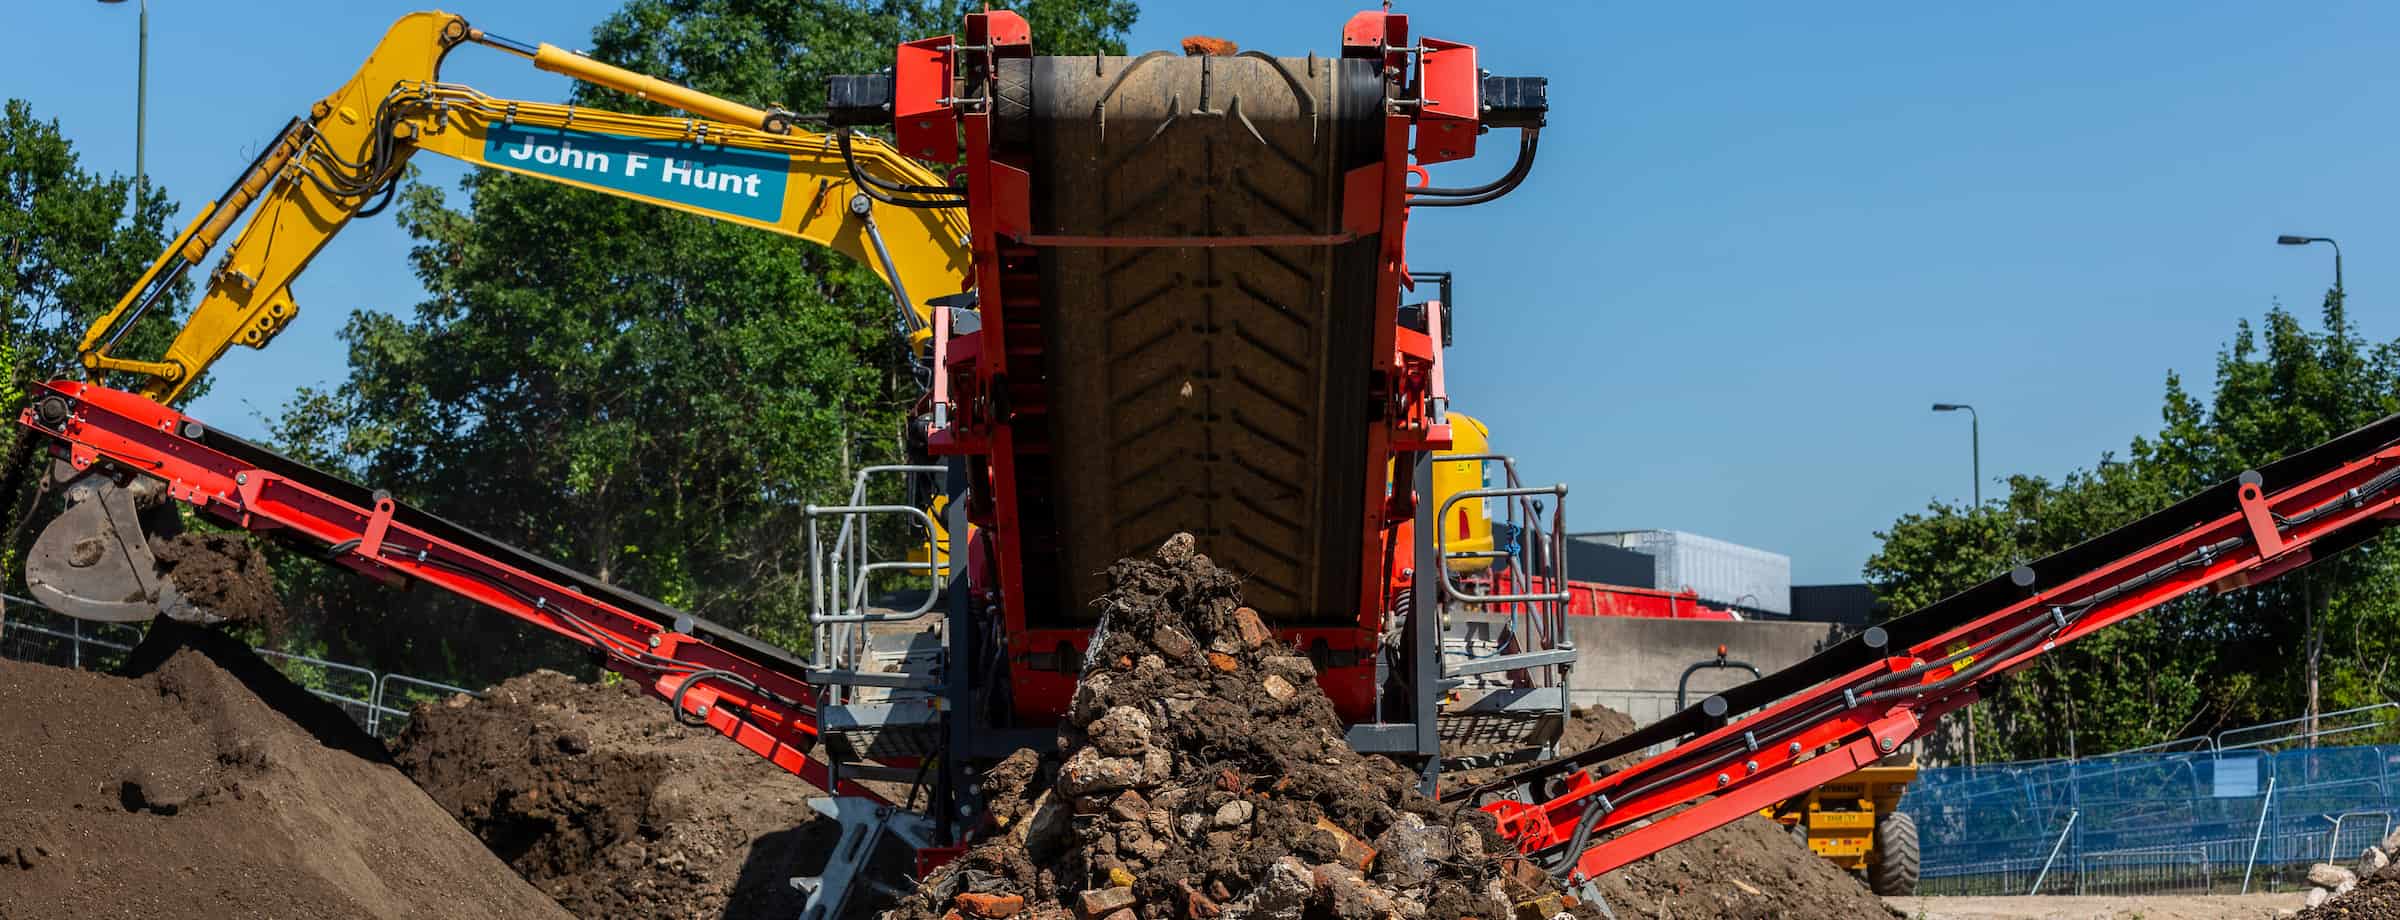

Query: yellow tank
<box><xmin>1434</xmin><ymin>414</ymin><xmax>1498</xmax><ymax>574</ymax></box>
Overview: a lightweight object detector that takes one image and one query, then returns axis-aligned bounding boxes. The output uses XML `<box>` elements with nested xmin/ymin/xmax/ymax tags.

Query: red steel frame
<box><xmin>16</xmin><ymin>379</ymin><xmax>887</xmax><ymax>803</ymax></box>
<box><xmin>1468</xmin><ymin>575</ymin><xmax>1744</xmax><ymax>620</ymax></box>
<box><xmin>919</xmin><ymin>10</ymin><xmax>1471</xmax><ymax>726</ymax></box>
<box><xmin>1488</xmin><ymin>441</ymin><xmax>2400</xmax><ymax>884</ymax></box>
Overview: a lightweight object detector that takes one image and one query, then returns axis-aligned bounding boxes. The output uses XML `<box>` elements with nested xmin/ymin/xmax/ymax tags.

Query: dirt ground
<box><xmin>1894</xmin><ymin>893</ymin><xmax>2306</xmax><ymax>919</ymax></box>
<box><xmin>392</xmin><ymin>669</ymin><xmax>834</xmax><ymax>919</ymax></box>
<box><xmin>0</xmin><ymin>620</ymin><xmax>567</xmax><ymax>920</ymax></box>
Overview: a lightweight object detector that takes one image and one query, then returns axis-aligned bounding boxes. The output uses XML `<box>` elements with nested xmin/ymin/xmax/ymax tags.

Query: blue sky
<box><xmin>8</xmin><ymin>1</ymin><xmax>2394</xmax><ymax>583</ymax></box>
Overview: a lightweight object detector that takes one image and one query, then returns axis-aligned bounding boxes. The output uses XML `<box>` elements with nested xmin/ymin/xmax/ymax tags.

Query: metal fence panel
<box><xmin>1</xmin><ymin>600</ymin><xmax>478</xmax><ymax>739</ymax></box>
<box><xmin>1905</xmin><ymin>744</ymin><xmax>2400</xmax><ymax>896</ymax></box>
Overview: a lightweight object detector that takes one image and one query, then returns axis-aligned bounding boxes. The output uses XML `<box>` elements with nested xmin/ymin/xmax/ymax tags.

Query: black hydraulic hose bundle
<box><xmin>837</xmin><ymin>129</ymin><xmax>967</xmax><ymax>209</ymax></box>
<box><xmin>1410</xmin><ymin>128</ymin><xmax>1539</xmax><ymax>207</ymax></box>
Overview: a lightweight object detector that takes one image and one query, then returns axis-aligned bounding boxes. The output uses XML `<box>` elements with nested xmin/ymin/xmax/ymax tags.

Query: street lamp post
<box><xmin>2277</xmin><ymin>235</ymin><xmax>2343</xmax><ymax>305</ymax></box>
<box><xmin>99</xmin><ymin>0</ymin><xmax>147</xmax><ymax>194</ymax></box>
<box><xmin>2276</xmin><ymin>234</ymin><xmax>2343</xmax><ymax>745</ymax></box>
<box><xmin>1931</xmin><ymin>402</ymin><xmax>1981</xmax><ymax>766</ymax></box>
<box><xmin>1931</xmin><ymin>403</ymin><xmax>1980</xmax><ymax>508</ymax></box>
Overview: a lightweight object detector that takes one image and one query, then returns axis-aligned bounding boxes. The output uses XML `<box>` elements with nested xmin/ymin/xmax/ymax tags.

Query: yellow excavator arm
<box><xmin>81</xmin><ymin>10</ymin><xmax>972</xmax><ymax>404</ymax></box>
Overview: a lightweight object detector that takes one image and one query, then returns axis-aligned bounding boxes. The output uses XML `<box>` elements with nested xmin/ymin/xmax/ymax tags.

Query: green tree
<box><xmin>271</xmin><ymin>0</ymin><xmax>1134</xmax><ymax>684</ymax></box>
<box><xmin>1</xmin><ymin>98</ymin><xmax>193</xmax><ymax>397</ymax></box>
<box><xmin>1866</xmin><ymin>291</ymin><xmax>2400</xmax><ymax>762</ymax></box>
<box><xmin>1</xmin><ymin>99</ymin><xmax>195</xmax><ymax>584</ymax></box>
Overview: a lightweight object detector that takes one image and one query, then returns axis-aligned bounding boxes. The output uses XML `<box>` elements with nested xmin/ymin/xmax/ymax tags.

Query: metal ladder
<box><xmin>1430</xmin><ymin>453</ymin><xmax>1575</xmax><ymax>752</ymax></box>
<box><xmin>794</xmin><ymin>465</ymin><xmax>956</xmax><ymax>920</ymax></box>
<box><xmin>803</xmin><ymin>464</ymin><xmax>950</xmax><ymax>791</ymax></box>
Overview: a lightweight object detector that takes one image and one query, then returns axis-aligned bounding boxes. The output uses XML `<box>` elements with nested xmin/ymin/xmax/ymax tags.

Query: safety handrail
<box><xmin>1436</xmin><ymin>484</ymin><xmax>1569</xmax><ymax>604</ymax></box>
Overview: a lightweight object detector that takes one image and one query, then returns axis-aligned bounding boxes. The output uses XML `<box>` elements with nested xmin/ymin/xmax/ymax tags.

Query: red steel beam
<box><xmin>19</xmin><ymin>379</ymin><xmax>888</xmax><ymax>803</ymax></box>
<box><xmin>1496</xmin><ymin>437</ymin><xmax>2400</xmax><ymax>881</ymax></box>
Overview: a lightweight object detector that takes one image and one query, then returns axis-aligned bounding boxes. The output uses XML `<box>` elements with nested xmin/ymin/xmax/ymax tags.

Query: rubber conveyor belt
<box><xmin>1026</xmin><ymin>51</ymin><xmax>1386</xmax><ymax>626</ymax></box>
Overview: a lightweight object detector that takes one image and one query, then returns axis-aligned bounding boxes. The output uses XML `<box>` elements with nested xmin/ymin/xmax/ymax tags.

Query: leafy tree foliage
<box><xmin>1</xmin><ymin>99</ymin><xmax>194</xmax><ymax>584</ymax></box>
<box><xmin>1867</xmin><ymin>291</ymin><xmax>2400</xmax><ymax>761</ymax></box>
<box><xmin>1</xmin><ymin>98</ymin><xmax>191</xmax><ymax>396</ymax></box>
<box><xmin>271</xmin><ymin>0</ymin><xmax>1133</xmax><ymax>684</ymax></box>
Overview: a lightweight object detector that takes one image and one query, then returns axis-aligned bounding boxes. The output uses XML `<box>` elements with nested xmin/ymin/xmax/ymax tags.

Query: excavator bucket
<box><xmin>25</xmin><ymin>462</ymin><xmax>215</xmax><ymax>624</ymax></box>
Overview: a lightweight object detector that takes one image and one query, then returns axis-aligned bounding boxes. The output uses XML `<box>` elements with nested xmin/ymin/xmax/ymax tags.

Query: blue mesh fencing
<box><xmin>1902</xmin><ymin>745</ymin><xmax>2400</xmax><ymax>896</ymax></box>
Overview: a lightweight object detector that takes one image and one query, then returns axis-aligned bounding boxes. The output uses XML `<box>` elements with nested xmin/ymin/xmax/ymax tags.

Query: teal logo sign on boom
<box><xmin>484</xmin><ymin>125</ymin><xmax>786</xmax><ymax>223</ymax></box>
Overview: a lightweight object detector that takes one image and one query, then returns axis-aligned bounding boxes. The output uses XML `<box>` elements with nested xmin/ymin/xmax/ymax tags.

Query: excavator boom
<box><xmin>79</xmin><ymin>10</ymin><xmax>969</xmax><ymax>405</ymax></box>
<box><xmin>44</xmin><ymin>10</ymin><xmax>973</xmax><ymax>625</ymax></box>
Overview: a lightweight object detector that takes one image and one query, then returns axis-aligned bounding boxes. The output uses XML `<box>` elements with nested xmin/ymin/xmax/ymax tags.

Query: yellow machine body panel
<box><xmin>78</xmin><ymin>10</ymin><xmax>970</xmax><ymax>404</ymax></box>
<box><xmin>1432</xmin><ymin>413</ymin><xmax>1498</xmax><ymax>574</ymax></box>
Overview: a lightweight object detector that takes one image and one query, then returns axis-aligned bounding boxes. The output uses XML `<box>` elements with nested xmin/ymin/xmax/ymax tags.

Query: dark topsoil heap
<box><xmin>883</xmin><ymin>533</ymin><xmax>1590</xmax><ymax>920</ymax></box>
<box><xmin>2306</xmin><ymin>862</ymin><xmax>2400</xmax><ymax>919</ymax></box>
<box><xmin>0</xmin><ymin>620</ymin><xmax>567</xmax><ymax>920</ymax></box>
<box><xmin>1583</xmin><ymin>799</ymin><xmax>1896</xmax><ymax>920</ymax></box>
<box><xmin>1458</xmin><ymin>705</ymin><xmax>1893</xmax><ymax>920</ymax></box>
<box><xmin>393</xmin><ymin>669</ymin><xmax>833</xmax><ymax>919</ymax></box>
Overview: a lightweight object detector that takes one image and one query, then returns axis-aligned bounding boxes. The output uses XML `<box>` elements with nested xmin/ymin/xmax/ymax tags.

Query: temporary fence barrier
<box><xmin>1905</xmin><ymin>742</ymin><xmax>2400</xmax><ymax>896</ymax></box>
<box><xmin>0</xmin><ymin>597</ymin><xmax>476</xmax><ymax>739</ymax></box>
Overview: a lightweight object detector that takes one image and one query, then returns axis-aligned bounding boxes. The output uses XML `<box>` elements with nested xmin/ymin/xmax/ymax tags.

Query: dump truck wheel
<box><xmin>1868</xmin><ymin>810</ymin><xmax>1919</xmax><ymax>896</ymax></box>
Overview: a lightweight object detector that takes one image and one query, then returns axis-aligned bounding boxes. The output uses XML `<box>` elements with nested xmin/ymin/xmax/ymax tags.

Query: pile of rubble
<box><xmin>2300</xmin><ymin>830</ymin><xmax>2400</xmax><ymax>917</ymax></box>
<box><xmin>880</xmin><ymin>534</ymin><xmax>1590</xmax><ymax>920</ymax></box>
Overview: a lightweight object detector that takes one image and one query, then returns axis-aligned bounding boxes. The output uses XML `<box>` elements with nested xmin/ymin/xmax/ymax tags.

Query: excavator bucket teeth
<box><xmin>24</xmin><ymin>467</ymin><xmax>213</xmax><ymax>624</ymax></box>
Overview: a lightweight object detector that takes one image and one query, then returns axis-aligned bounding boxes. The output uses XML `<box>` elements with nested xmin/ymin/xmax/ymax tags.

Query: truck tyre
<box><xmin>1868</xmin><ymin>810</ymin><xmax>1919</xmax><ymax>896</ymax></box>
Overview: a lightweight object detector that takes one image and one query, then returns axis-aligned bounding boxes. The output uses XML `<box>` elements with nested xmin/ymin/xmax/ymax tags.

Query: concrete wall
<box><xmin>1445</xmin><ymin>613</ymin><xmax>1854</xmax><ymax>728</ymax></box>
<box><xmin>1556</xmin><ymin>615</ymin><xmax>1850</xmax><ymax>697</ymax></box>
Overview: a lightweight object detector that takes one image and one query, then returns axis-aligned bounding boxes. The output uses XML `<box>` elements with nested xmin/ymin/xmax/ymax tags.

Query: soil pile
<box><xmin>1452</xmin><ymin>705</ymin><xmax>1891</xmax><ymax>920</ymax></box>
<box><xmin>1590</xmin><ymin>810</ymin><xmax>1898</xmax><ymax>920</ymax></box>
<box><xmin>0</xmin><ymin>620</ymin><xmax>568</xmax><ymax>920</ymax></box>
<box><xmin>393</xmin><ymin>669</ymin><xmax>833</xmax><ymax>919</ymax></box>
<box><xmin>151</xmin><ymin>531</ymin><xmax>285</xmax><ymax>627</ymax></box>
<box><xmin>882</xmin><ymin>533</ymin><xmax>1590</xmax><ymax>920</ymax></box>
<box><xmin>2301</xmin><ymin>846</ymin><xmax>2400</xmax><ymax>918</ymax></box>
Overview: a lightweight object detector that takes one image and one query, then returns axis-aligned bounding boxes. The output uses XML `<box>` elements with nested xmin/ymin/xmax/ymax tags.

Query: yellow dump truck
<box><xmin>1765</xmin><ymin>753</ymin><xmax>1920</xmax><ymax>895</ymax></box>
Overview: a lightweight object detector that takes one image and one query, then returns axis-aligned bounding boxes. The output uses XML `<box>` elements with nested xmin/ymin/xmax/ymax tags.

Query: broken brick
<box><xmin>956</xmin><ymin>892</ymin><xmax>1027</xmax><ymax>918</ymax></box>
<box><xmin>1261</xmin><ymin>674</ymin><xmax>1295</xmax><ymax>702</ymax></box>
<box><xmin>1313</xmin><ymin>817</ymin><xmax>1378</xmax><ymax>872</ymax></box>
<box><xmin>1180</xmin><ymin>35</ymin><xmax>1238</xmax><ymax>57</ymax></box>
<box><xmin>1231</xmin><ymin>606</ymin><xmax>1273</xmax><ymax>649</ymax></box>
<box><xmin>1078</xmin><ymin>886</ymin><xmax>1137</xmax><ymax>918</ymax></box>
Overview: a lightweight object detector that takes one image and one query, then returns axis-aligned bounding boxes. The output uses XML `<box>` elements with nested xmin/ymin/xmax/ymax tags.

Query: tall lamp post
<box><xmin>2276</xmin><ymin>234</ymin><xmax>2342</xmax><ymax>745</ymax></box>
<box><xmin>1931</xmin><ymin>402</ymin><xmax>1981</xmax><ymax>765</ymax></box>
<box><xmin>2277</xmin><ymin>235</ymin><xmax>2343</xmax><ymax>305</ymax></box>
<box><xmin>1931</xmin><ymin>403</ymin><xmax>1980</xmax><ymax>508</ymax></box>
<box><xmin>99</xmin><ymin>0</ymin><xmax>147</xmax><ymax>194</ymax></box>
